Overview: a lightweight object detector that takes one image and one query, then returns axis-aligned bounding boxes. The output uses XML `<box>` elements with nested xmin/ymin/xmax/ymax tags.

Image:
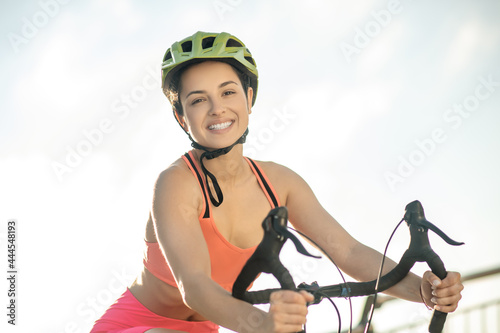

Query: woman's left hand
<box><xmin>420</xmin><ymin>271</ymin><xmax>464</xmax><ymax>312</ymax></box>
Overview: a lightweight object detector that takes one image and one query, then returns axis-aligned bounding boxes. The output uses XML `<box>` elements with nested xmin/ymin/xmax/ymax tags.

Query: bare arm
<box><xmin>151</xmin><ymin>163</ymin><xmax>312</xmax><ymax>332</ymax></box>
<box><xmin>277</xmin><ymin>165</ymin><xmax>421</xmax><ymax>302</ymax></box>
<box><xmin>151</xmin><ymin>164</ymin><xmax>267</xmax><ymax>332</ymax></box>
<box><xmin>273</xmin><ymin>163</ymin><xmax>462</xmax><ymax>311</ymax></box>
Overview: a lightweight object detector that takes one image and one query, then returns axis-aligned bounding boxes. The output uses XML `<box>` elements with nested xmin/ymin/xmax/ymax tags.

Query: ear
<box><xmin>246</xmin><ymin>87</ymin><xmax>254</xmax><ymax>114</ymax></box>
<box><xmin>174</xmin><ymin>109</ymin><xmax>189</xmax><ymax>132</ymax></box>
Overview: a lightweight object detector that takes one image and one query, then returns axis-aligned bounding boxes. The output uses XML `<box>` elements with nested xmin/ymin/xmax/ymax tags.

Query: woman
<box><xmin>91</xmin><ymin>31</ymin><xmax>463</xmax><ymax>333</ymax></box>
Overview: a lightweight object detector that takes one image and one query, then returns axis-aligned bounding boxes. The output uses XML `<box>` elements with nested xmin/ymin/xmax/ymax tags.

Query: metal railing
<box><xmin>341</xmin><ymin>266</ymin><xmax>500</xmax><ymax>333</ymax></box>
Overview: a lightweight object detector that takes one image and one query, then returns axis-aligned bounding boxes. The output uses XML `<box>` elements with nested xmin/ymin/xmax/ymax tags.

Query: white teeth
<box><xmin>209</xmin><ymin>121</ymin><xmax>232</xmax><ymax>130</ymax></box>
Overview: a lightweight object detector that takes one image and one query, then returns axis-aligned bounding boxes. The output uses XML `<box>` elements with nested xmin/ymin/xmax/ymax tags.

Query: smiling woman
<box><xmin>89</xmin><ymin>31</ymin><xmax>463</xmax><ymax>333</ymax></box>
<box><xmin>178</xmin><ymin>62</ymin><xmax>252</xmax><ymax>149</ymax></box>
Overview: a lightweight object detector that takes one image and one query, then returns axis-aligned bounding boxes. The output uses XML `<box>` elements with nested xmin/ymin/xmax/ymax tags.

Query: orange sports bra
<box><xmin>143</xmin><ymin>151</ymin><xmax>281</xmax><ymax>292</ymax></box>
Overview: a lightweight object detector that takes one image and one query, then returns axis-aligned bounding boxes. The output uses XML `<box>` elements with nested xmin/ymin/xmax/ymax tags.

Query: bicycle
<box><xmin>232</xmin><ymin>200</ymin><xmax>464</xmax><ymax>333</ymax></box>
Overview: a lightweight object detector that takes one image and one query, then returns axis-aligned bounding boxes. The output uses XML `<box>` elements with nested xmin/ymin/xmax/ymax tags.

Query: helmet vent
<box><xmin>181</xmin><ymin>41</ymin><xmax>193</xmax><ymax>52</ymax></box>
<box><xmin>202</xmin><ymin>37</ymin><xmax>215</xmax><ymax>49</ymax></box>
<box><xmin>226</xmin><ymin>38</ymin><xmax>243</xmax><ymax>47</ymax></box>
<box><xmin>244</xmin><ymin>56</ymin><xmax>255</xmax><ymax>66</ymax></box>
<box><xmin>163</xmin><ymin>50</ymin><xmax>172</xmax><ymax>62</ymax></box>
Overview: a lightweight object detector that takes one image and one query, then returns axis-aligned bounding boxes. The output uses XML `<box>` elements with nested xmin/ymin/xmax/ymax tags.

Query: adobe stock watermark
<box><xmin>213</xmin><ymin>0</ymin><xmax>244</xmax><ymax>21</ymax></box>
<box><xmin>234</xmin><ymin>258</ymin><xmax>317</xmax><ymax>332</ymax></box>
<box><xmin>245</xmin><ymin>106</ymin><xmax>296</xmax><ymax>158</ymax></box>
<box><xmin>7</xmin><ymin>0</ymin><xmax>73</xmax><ymax>54</ymax></box>
<box><xmin>339</xmin><ymin>0</ymin><xmax>403</xmax><ymax>64</ymax></box>
<box><xmin>51</xmin><ymin>64</ymin><xmax>161</xmax><ymax>182</ymax></box>
<box><xmin>286</xmin><ymin>257</ymin><xmax>319</xmax><ymax>285</ymax></box>
<box><xmin>235</xmin><ymin>308</ymin><xmax>265</xmax><ymax>333</ymax></box>
<box><xmin>384</xmin><ymin>74</ymin><xmax>499</xmax><ymax>192</ymax></box>
<box><xmin>58</xmin><ymin>267</ymin><xmax>135</xmax><ymax>333</ymax></box>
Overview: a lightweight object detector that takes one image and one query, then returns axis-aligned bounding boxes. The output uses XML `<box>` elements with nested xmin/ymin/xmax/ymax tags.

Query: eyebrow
<box><xmin>185</xmin><ymin>80</ymin><xmax>239</xmax><ymax>100</ymax></box>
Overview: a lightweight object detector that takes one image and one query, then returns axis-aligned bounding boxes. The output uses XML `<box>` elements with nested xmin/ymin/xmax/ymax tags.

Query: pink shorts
<box><xmin>90</xmin><ymin>289</ymin><xmax>219</xmax><ymax>333</ymax></box>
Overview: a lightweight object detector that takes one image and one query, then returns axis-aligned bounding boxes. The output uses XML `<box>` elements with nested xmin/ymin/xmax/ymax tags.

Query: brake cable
<box><xmin>289</xmin><ymin>226</ymin><xmax>352</xmax><ymax>333</ymax></box>
<box><xmin>364</xmin><ymin>217</ymin><xmax>405</xmax><ymax>333</ymax></box>
<box><xmin>232</xmin><ymin>201</ymin><xmax>464</xmax><ymax>333</ymax></box>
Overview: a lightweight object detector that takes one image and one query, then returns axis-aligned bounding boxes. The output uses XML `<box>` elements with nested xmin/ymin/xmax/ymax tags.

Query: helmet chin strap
<box><xmin>189</xmin><ymin>128</ymin><xmax>249</xmax><ymax>207</ymax></box>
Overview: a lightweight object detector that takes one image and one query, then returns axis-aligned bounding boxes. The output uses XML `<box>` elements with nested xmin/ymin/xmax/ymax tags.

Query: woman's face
<box><xmin>178</xmin><ymin>61</ymin><xmax>253</xmax><ymax>149</ymax></box>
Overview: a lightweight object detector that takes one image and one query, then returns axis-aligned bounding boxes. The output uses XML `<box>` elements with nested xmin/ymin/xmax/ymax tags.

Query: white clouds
<box><xmin>89</xmin><ymin>0</ymin><xmax>145</xmax><ymax>33</ymax></box>
<box><xmin>356</xmin><ymin>19</ymin><xmax>406</xmax><ymax>77</ymax></box>
<box><xmin>441</xmin><ymin>18</ymin><xmax>496</xmax><ymax>81</ymax></box>
<box><xmin>286</xmin><ymin>78</ymin><xmax>400</xmax><ymax>154</ymax></box>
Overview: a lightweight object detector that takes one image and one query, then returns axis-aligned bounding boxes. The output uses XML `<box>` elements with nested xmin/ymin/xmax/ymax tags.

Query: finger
<box><xmin>431</xmin><ymin>281</ymin><xmax>464</xmax><ymax>299</ymax></box>
<box><xmin>434</xmin><ymin>302</ymin><xmax>459</xmax><ymax>313</ymax></box>
<box><xmin>274</xmin><ymin>321</ymin><xmax>305</xmax><ymax>333</ymax></box>
<box><xmin>271</xmin><ymin>311</ymin><xmax>308</xmax><ymax>333</ymax></box>
<box><xmin>431</xmin><ymin>294</ymin><xmax>461</xmax><ymax>313</ymax></box>
<box><xmin>299</xmin><ymin>290</ymin><xmax>314</xmax><ymax>303</ymax></box>
<box><xmin>423</xmin><ymin>270</ymin><xmax>442</xmax><ymax>288</ymax></box>
<box><xmin>270</xmin><ymin>301</ymin><xmax>309</xmax><ymax>317</ymax></box>
<box><xmin>269</xmin><ymin>305</ymin><xmax>308</xmax><ymax>333</ymax></box>
<box><xmin>271</xmin><ymin>290</ymin><xmax>309</xmax><ymax>304</ymax></box>
<box><xmin>270</xmin><ymin>290</ymin><xmax>293</xmax><ymax>303</ymax></box>
<box><xmin>439</xmin><ymin>271</ymin><xmax>462</xmax><ymax>288</ymax></box>
<box><xmin>272</xmin><ymin>311</ymin><xmax>308</xmax><ymax>325</ymax></box>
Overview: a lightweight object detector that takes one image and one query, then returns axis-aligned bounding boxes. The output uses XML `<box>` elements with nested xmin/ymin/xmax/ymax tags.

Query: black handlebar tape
<box><xmin>232</xmin><ymin>257</ymin><xmax>265</xmax><ymax>301</ymax></box>
<box><xmin>233</xmin><ymin>259</ymin><xmax>296</xmax><ymax>303</ymax></box>
<box><xmin>242</xmin><ymin>288</ymin><xmax>279</xmax><ymax>304</ymax></box>
<box><xmin>233</xmin><ymin>207</ymin><xmax>299</xmax><ymax>303</ymax></box>
<box><xmin>274</xmin><ymin>260</ymin><xmax>296</xmax><ymax>289</ymax></box>
<box><xmin>344</xmin><ymin>252</ymin><xmax>415</xmax><ymax>296</ymax></box>
<box><xmin>242</xmin><ymin>255</ymin><xmax>415</xmax><ymax>304</ymax></box>
<box><xmin>428</xmin><ymin>254</ymin><xmax>448</xmax><ymax>333</ymax></box>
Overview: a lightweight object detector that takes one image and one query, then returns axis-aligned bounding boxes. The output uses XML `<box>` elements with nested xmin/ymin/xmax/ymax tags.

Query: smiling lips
<box><xmin>208</xmin><ymin>121</ymin><xmax>233</xmax><ymax>131</ymax></box>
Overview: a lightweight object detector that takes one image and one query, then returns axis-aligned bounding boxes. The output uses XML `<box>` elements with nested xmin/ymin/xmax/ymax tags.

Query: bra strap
<box><xmin>183</xmin><ymin>153</ymin><xmax>210</xmax><ymax>219</ymax></box>
<box><xmin>246</xmin><ymin>158</ymin><xmax>279</xmax><ymax>208</ymax></box>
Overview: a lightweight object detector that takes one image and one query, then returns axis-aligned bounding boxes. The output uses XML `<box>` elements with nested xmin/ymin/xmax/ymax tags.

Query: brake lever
<box><xmin>273</xmin><ymin>222</ymin><xmax>321</xmax><ymax>259</ymax></box>
<box><xmin>403</xmin><ymin>200</ymin><xmax>464</xmax><ymax>333</ymax></box>
<box><xmin>233</xmin><ymin>206</ymin><xmax>320</xmax><ymax>303</ymax></box>
<box><xmin>404</xmin><ymin>201</ymin><xmax>464</xmax><ymax>246</ymax></box>
<box><xmin>420</xmin><ymin>220</ymin><xmax>464</xmax><ymax>246</ymax></box>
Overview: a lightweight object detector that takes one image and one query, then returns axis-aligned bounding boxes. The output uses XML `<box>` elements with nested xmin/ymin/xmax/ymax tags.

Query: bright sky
<box><xmin>1</xmin><ymin>0</ymin><xmax>499</xmax><ymax>332</ymax></box>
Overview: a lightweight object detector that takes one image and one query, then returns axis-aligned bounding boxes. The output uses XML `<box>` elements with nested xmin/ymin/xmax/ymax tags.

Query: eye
<box><xmin>191</xmin><ymin>97</ymin><xmax>204</xmax><ymax>105</ymax></box>
<box><xmin>223</xmin><ymin>90</ymin><xmax>236</xmax><ymax>96</ymax></box>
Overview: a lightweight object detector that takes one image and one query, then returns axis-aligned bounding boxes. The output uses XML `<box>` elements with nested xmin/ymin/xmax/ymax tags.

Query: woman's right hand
<box><xmin>264</xmin><ymin>290</ymin><xmax>313</xmax><ymax>332</ymax></box>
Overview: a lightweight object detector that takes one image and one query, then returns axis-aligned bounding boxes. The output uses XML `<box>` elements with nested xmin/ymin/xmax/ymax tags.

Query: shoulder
<box><xmin>151</xmin><ymin>156</ymin><xmax>205</xmax><ymax>229</ymax></box>
<box><xmin>248</xmin><ymin>159</ymin><xmax>310</xmax><ymax>202</ymax></box>
<box><xmin>154</xmin><ymin>156</ymin><xmax>200</xmax><ymax>201</ymax></box>
<box><xmin>250</xmin><ymin>159</ymin><xmax>300</xmax><ymax>180</ymax></box>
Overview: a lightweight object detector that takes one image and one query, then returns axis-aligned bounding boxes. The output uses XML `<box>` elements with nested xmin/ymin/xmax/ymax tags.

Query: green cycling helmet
<box><xmin>161</xmin><ymin>31</ymin><xmax>258</xmax><ymax>106</ymax></box>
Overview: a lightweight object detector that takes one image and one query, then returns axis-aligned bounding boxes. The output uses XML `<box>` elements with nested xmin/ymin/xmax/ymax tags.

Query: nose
<box><xmin>209</xmin><ymin>97</ymin><xmax>226</xmax><ymax>116</ymax></box>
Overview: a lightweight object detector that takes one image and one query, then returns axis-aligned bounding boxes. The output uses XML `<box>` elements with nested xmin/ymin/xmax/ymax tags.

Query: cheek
<box><xmin>184</xmin><ymin>115</ymin><xmax>198</xmax><ymax>130</ymax></box>
<box><xmin>231</xmin><ymin>95</ymin><xmax>251</xmax><ymax>112</ymax></box>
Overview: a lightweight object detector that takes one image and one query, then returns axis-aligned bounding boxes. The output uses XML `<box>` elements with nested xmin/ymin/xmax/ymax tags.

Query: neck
<box><xmin>193</xmin><ymin>145</ymin><xmax>247</xmax><ymax>184</ymax></box>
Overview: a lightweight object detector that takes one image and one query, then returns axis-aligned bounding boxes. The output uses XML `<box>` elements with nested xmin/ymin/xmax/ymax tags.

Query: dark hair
<box><xmin>164</xmin><ymin>60</ymin><xmax>251</xmax><ymax>117</ymax></box>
